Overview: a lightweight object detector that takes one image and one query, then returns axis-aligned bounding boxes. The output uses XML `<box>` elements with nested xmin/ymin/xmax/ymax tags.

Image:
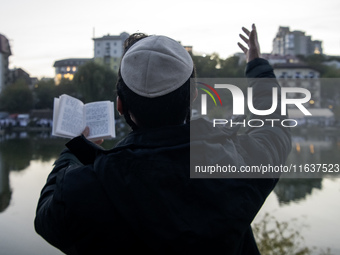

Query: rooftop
<box><xmin>0</xmin><ymin>34</ymin><xmax>11</xmax><ymax>55</ymax></box>
<box><xmin>53</xmin><ymin>58</ymin><xmax>92</xmax><ymax>67</ymax></box>
<box><xmin>93</xmin><ymin>32</ymin><xmax>129</xmax><ymax>41</ymax></box>
<box><xmin>273</xmin><ymin>63</ymin><xmax>319</xmax><ymax>71</ymax></box>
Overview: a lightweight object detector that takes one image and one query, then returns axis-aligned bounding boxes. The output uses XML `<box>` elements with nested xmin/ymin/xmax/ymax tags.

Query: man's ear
<box><xmin>117</xmin><ymin>96</ymin><xmax>124</xmax><ymax>115</ymax></box>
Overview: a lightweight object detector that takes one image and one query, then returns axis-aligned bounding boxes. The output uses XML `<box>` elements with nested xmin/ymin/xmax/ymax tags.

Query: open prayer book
<box><xmin>52</xmin><ymin>94</ymin><xmax>116</xmax><ymax>140</ymax></box>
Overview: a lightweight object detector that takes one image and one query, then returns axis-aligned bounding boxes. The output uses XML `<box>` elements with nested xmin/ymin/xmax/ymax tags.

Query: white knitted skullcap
<box><xmin>121</xmin><ymin>35</ymin><xmax>194</xmax><ymax>98</ymax></box>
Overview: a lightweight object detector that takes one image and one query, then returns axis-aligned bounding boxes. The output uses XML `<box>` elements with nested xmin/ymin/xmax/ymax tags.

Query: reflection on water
<box><xmin>282</xmin><ymin>127</ymin><xmax>340</xmax><ymax>179</ymax></box>
<box><xmin>274</xmin><ymin>179</ymin><xmax>322</xmax><ymax>204</ymax></box>
<box><xmin>0</xmin><ymin>132</ymin><xmax>66</xmax><ymax>214</ymax></box>
<box><xmin>0</xmin><ymin>153</ymin><xmax>11</xmax><ymax>213</ymax></box>
<box><xmin>0</xmin><ymin>128</ymin><xmax>339</xmax><ymax>254</ymax></box>
<box><xmin>288</xmin><ymin>128</ymin><xmax>339</xmax><ymax>165</ymax></box>
<box><xmin>0</xmin><ymin>131</ymin><xmax>121</xmax><ymax>213</ymax></box>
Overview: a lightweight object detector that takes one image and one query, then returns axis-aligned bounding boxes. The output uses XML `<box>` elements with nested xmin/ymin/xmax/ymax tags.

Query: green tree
<box><xmin>296</xmin><ymin>54</ymin><xmax>340</xmax><ymax>78</ymax></box>
<box><xmin>0</xmin><ymin>79</ymin><xmax>34</xmax><ymax>113</ymax></box>
<box><xmin>220</xmin><ymin>56</ymin><xmax>246</xmax><ymax>77</ymax></box>
<box><xmin>34</xmin><ymin>78</ymin><xmax>79</xmax><ymax>109</ymax></box>
<box><xmin>73</xmin><ymin>61</ymin><xmax>117</xmax><ymax>103</ymax></box>
<box><xmin>34</xmin><ymin>79</ymin><xmax>55</xmax><ymax>109</ymax></box>
<box><xmin>192</xmin><ymin>53</ymin><xmax>221</xmax><ymax>77</ymax></box>
<box><xmin>55</xmin><ymin>78</ymin><xmax>78</xmax><ymax>98</ymax></box>
<box><xmin>192</xmin><ymin>54</ymin><xmax>245</xmax><ymax>78</ymax></box>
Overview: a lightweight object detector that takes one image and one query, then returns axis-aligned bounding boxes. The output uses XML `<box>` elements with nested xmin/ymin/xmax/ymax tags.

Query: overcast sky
<box><xmin>1</xmin><ymin>0</ymin><xmax>339</xmax><ymax>78</ymax></box>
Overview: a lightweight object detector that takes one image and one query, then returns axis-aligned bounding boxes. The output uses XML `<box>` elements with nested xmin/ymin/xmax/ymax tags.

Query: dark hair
<box><xmin>116</xmin><ymin>33</ymin><xmax>196</xmax><ymax>130</ymax></box>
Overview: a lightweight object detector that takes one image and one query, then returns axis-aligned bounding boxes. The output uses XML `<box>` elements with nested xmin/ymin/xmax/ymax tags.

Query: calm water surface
<box><xmin>0</xmin><ymin>128</ymin><xmax>339</xmax><ymax>255</ymax></box>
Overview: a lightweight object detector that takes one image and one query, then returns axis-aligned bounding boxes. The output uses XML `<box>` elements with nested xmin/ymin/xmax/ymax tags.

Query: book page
<box><xmin>84</xmin><ymin>101</ymin><xmax>115</xmax><ymax>139</ymax></box>
<box><xmin>52</xmin><ymin>98</ymin><xmax>59</xmax><ymax>137</ymax></box>
<box><xmin>55</xmin><ymin>94</ymin><xmax>85</xmax><ymax>137</ymax></box>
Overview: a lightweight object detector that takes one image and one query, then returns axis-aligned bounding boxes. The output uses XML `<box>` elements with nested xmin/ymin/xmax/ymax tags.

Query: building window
<box><xmin>279</xmin><ymin>72</ymin><xmax>287</xmax><ymax>79</ymax></box>
<box><xmin>63</xmin><ymin>73</ymin><xmax>74</xmax><ymax>80</ymax></box>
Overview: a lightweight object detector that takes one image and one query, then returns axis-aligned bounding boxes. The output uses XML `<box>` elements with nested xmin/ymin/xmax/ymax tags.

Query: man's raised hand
<box><xmin>238</xmin><ymin>24</ymin><xmax>261</xmax><ymax>63</ymax></box>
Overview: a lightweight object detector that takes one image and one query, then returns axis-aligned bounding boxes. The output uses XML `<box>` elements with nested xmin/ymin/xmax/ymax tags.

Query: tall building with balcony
<box><xmin>93</xmin><ymin>32</ymin><xmax>129</xmax><ymax>72</ymax></box>
<box><xmin>0</xmin><ymin>34</ymin><xmax>11</xmax><ymax>93</ymax></box>
<box><xmin>272</xmin><ymin>27</ymin><xmax>323</xmax><ymax>56</ymax></box>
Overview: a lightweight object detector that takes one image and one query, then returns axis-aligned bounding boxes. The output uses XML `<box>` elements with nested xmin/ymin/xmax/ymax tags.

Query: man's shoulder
<box><xmin>62</xmin><ymin>164</ymin><xmax>100</xmax><ymax>191</ymax></box>
<box><xmin>60</xmin><ymin>164</ymin><xmax>112</xmax><ymax>211</ymax></box>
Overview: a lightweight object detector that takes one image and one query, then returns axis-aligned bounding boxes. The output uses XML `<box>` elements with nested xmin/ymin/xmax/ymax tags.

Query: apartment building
<box><xmin>0</xmin><ymin>34</ymin><xmax>11</xmax><ymax>93</ymax></box>
<box><xmin>272</xmin><ymin>26</ymin><xmax>322</xmax><ymax>56</ymax></box>
<box><xmin>93</xmin><ymin>32</ymin><xmax>129</xmax><ymax>72</ymax></box>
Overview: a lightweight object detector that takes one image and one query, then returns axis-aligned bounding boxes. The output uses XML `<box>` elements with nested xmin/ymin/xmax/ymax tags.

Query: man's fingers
<box><xmin>242</xmin><ymin>27</ymin><xmax>251</xmax><ymax>36</ymax></box>
<box><xmin>81</xmin><ymin>126</ymin><xmax>104</xmax><ymax>145</ymax></box>
<box><xmin>94</xmin><ymin>139</ymin><xmax>104</xmax><ymax>145</ymax></box>
<box><xmin>248</xmin><ymin>30</ymin><xmax>256</xmax><ymax>46</ymax></box>
<box><xmin>248</xmin><ymin>26</ymin><xmax>259</xmax><ymax>49</ymax></box>
<box><xmin>239</xmin><ymin>34</ymin><xmax>249</xmax><ymax>45</ymax></box>
<box><xmin>82</xmin><ymin>126</ymin><xmax>90</xmax><ymax>137</ymax></box>
<box><xmin>237</xmin><ymin>42</ymin><xmax>248</xmax><ymax>54</ymax></box>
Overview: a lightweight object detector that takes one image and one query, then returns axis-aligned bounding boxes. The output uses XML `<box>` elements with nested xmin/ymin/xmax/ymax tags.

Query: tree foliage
<box><xmin>55</xmin><ymin>78</ymin><xmax>78</xmax><ymax>98</ymax></box>
<box><xmin>297</xmin><ymin>54</ymin><xmax>340</xmax><ymax>78</ymax></box>
<box><xmin>73</xmin><ymin>61</ymin><xmax>118</xmax><ymax>103</ymax></box>
<box><xmin>192</xmin><ymin>54</ymin><xmax>246</xmax><ymax>78</ymax></box>
<box><xmin>34</xmin><ymin>79</ymin><xmax>55</xmax><ymax>109</ymax></box>
<box><xmin>34</xmin><ymin>78</ymin><xmax>78</xmax><ymax>110</ymax></box>
<box><xmin>0</xmin><ymin>79</ymin><xmax>34</xmax><ymax>113</ymax></box>
<box><xmin>253</xmin><ymin>213</ymin><xmax>334</xmax><ymax>255</ymax></box>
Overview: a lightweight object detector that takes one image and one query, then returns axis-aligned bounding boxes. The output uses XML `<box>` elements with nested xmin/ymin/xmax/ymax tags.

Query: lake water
<box><xmin>0</xmin><ymin>128</ymin><xmax>339</xmax><ymax>255</ymax></box>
